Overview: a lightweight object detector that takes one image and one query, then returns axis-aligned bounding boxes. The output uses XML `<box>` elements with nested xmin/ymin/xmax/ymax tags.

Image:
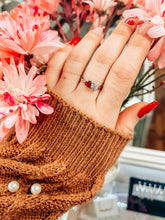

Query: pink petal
<box><xmin>25</xmin><ymin>30</ymin><xmax>35</xmax><ymax>51</ymax></box>
<box><xmin>158</xmin><ymin>48</ymin><xmax>165</xmax><ymax>68</ymax></box>
<box><xmin>123</xmin><ymin>8</ymin><xmax>151</xmax><ymax>21</ymax></box>
<box><xmin>145</xmin><ymin>0</ymin><xmax>162</xmax><ymax>16</ymax></box>
<box><xmin>148</xmin><ymin>25</ymin><xmax>165</xmax><ymax>38</ymax></box>
<box><xmin>4</xmin><ymin>111</ymin><xmax>19</xmax><ymax>128</ymax></box>
<box><xmin>32</xmin><ymin>43</ymin><xmax>63</xmax><ymax>56</ymax></box>
<box><xmin>29</xmin><ymin>94</ymin><xmax>50</xmax><ymax>104</ymax></box>
<box><xmin>31</xmin><ymin>75</ymin><xmax>46</xmax><ymax>89</ymax></box>
<box><xmin>4</xmin><ymin>92</ymin><xmax>15</xmax><ymax>106</ymax></box>
<box><xmin>27</xmin><ymin>66</ymin><xmax>38</xmax><ymax>81</ymax></box>
<box><xmin>21</xmin><ymin>105</ymin><xmax>38</xmax><ymax>124</ymax></box>
<box><xmin>0</xmin><ymin>50</ymin><xmax>14</xmax><ymax>58</ymax></box>
<box><xmin>151</xmin><ymin>15</ymin><xmax>164</xmax><ymax>25</ymax></box>
<box><xmin>3</xmin><ymin>65</ymin><xmax>19</xmax><ymax>86</ymax></box>
<box><xmin>15</xmin><ymin>115</ymin><xmax>30</xmax><ymax>144</ymax></box>
<box><xmin>39</xmin><ymin>30</ymin><xmax>59</xmax><ymax>42</ymax></box>
<box><xmin>32</xmin><ymin>86</ymin><xmax>47</xmax><ymax>96</ymax></box>
<box><xmin>0</xmin><ymin>80</ymin><xmax>5</xmax><ymax>93</ymax></box>
<box><xmin>38</xmin><ymin>94</ymin><xmax>50</xmax><ymax>101</ymax></box>
<box><xmin>10</xmin><ymin>56</ymin><xmax>17</xmax><ymax>67</ymax></box>
<box><xmin>0</xmin><ymin>119</ymin><xmax>10</xmax><ymax>139</ymax></box>
<box><xmin>36</xmin><ymin>101</ymin><xmax>54</xmax><ymax>115</ymax></box>
<box><xmin>147</xmin><ymin>37</ymin><xmax>164</xmax><ymax>61</ymax></box>
<box><xmin>26</xmin><ymin>66</ymin><xmax>38</xmax><ymax>90</ymax></box>
<box><xmin>0</xmin><ymin>39</ymin><xmax>26</xmax><ymax>54</ymax></box>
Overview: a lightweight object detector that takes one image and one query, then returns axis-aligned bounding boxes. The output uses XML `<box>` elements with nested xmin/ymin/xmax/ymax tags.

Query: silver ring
<box><xmin>81</xmin><ymin>77</ymin><xmax>103</xmax><ymax>91</ymax></box>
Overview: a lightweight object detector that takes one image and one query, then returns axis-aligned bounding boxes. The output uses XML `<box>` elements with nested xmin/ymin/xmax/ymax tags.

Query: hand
<box><xmin>46</xmin><ymin>21</ymin><xmax>153</xmax><ymax>135</ymax></box>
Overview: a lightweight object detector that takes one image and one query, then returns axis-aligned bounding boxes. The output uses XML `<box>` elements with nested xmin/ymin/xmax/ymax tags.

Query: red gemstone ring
<box><xmin>81</xmin><ymin>77</ymin><xmax>103</xmax><ymax>91</ymax></box>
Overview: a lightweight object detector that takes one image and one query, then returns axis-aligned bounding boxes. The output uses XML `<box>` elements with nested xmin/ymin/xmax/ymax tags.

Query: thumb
<box><xmin>115</xmin><ymin>101</ymin><xmax>159</xmax><ymax>135</ymax></box>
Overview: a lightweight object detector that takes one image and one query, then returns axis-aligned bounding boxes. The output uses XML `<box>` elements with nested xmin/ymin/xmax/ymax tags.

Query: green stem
<box><xmin>122</xmin><ymin>73</ymin><xmax>165</xmax><ymax>107</ymax></box>
<box><xmin>135</xmin><ymin>67</ymin><xmax>158</xmax><ymax>88</ymax></box>
<box><xmin>139</xmin><ymin>73</ymin><xmax>165</xmax><ymax>89</ymax></box>
<box><xmin>137</xmin><ymin>68</ymin><xmax>159</xmax><ymax>88</ymax></box>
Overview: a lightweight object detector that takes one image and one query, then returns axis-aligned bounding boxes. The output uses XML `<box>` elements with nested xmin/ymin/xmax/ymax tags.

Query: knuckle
<box><xmin>48</xmin><ymin>47</ymin><xmax>71</xmax><ymax>67</ymax></box>
<box><xmin>94</xmin><ymin>50</ymin><xmax>114</xmax><ymax>65</ymax></box>
<box><xmin>67</xmin><ymin>52</ymin><xmax>85</xmax><ymax>64</ymax></box>
<box><xmin>111</xmin><ymin>62</ymin><xmax>136</xmax><ymax>82</ymax></box>
<box><xmin>61</xmin><ymin>69</ymin><xmax>79</xmax><ymax>80</ymax></box>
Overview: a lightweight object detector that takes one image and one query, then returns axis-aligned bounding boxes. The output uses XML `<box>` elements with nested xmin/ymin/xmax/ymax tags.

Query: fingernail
<box><xmin>137</xmin><ymin>101</ymin><xmax>159</xmax><ymax>118</ymax></box>
<box><xmin>124</xmin><ymin>18</ymin><xmax>135</xmax><ymax>26</ymax></box>
<box><xmin>126</xmin><ymin>19</ymin><xmax>135</xmax><ymax>25</ymax></box>
<box><xmin>69</xmin><ymin>36</ymin><xmax>81</xmax><ymax>46</ymax></box>
<box><xmin>91</xmin><ymin>27</ymin><xmax>103</xmax><ymax>35</ymax></box>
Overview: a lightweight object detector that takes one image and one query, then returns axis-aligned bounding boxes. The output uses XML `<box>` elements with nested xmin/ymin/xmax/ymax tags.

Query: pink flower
<box><xmin>123</xmin><ymin>0</ymin><xmax>165</xmax><ymax>68</ymax></box>
<box><xmin>0</xmin><ymin>57</ymin><xmax>54</xmax><ymax>144</ymax></box>
<box><xmin>0</xmin><ymin>4</ymin><xmax>64</xmax><ymax>63</ymax></box>
<box><xmin>28</xmin><ymin>0</ymin><xmax>60</xmax><ymax>15</ymax></box>
<box><xmin>83</xmin><ymin>0</ymin><xmax>117</xmax><ymax>13</ymax></box>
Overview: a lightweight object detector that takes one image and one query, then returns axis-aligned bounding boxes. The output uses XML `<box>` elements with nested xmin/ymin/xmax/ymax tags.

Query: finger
<box><xmin>46</xmin><ymin>44</ymin><xmax>73</xmax><ymax>90</ymax></box>
<box><xmin>115</xmin><ymin>101</ymin><xmax>159</xmax><ymax>135</ymax></box>
<box><xmin>56</xmin><ymin>28</ymin><xmax>103</xmax><ymax>93</ymax></box>
<box><xmin>99</xmin><ymin>31</ymin><xmax>152</xmax><ymax>112</ymax></box>
<box><xmin>77</xmin><ymin>21</ymin><xmax>136</xmax><ymax>96</ymax></box>
<box><xmin>115</xmin><ymin>102</ymin><xmax>147</xmax><ymax>134</ymax></box>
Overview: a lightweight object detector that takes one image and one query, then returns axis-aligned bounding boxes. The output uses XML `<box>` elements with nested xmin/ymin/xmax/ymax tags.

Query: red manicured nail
<box><xmin>137</xmin><ymin>101</ymin><xmax>159</xmax><ymax>118</ymax></box>
<box><xmin>125</xmin><ymin>19</ymin><xmax>135</xmax><ymax>26</ymax></box>
<box><xmin>69</xmin><ymin>36</ymin><xmax>81</xmax><ymax>46</ymax></box>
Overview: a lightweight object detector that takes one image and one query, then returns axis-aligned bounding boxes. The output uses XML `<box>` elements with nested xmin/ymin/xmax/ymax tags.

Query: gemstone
<box><xmin>91</xmin><ymin>83</ymin><xmax>99</xmax><ymax>90</ymax></box>
<box><xmin>8</xmin><ymin>181</ymin><xmax>20</xmax><ymax>193</ymax></box>
<box><xmin>31</xmin><ymin>183</ymin><xmax>42</xmax><ymax>195</ymax></box>
<box><xmin>85</xmin><ymin>81</ymin><xmax>92</xmax><ymax>88</ymax></box>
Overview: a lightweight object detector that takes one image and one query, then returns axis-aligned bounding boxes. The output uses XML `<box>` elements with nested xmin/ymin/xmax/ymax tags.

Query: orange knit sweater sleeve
<box><xmin>0</xmin><ymin>91</ymin><xmax>132</xmax><ymax>219</ymax></box>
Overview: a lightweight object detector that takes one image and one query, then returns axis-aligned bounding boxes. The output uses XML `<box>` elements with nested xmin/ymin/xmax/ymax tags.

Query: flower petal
<box><xmin>148</xmin><ymin>25</ymin><xmax>165</xmax><ymax>38</ymax></box>
<box><xmin>0</xmin><ymin>119</ymin><xmax>10</xmax><ymax>139</ymax></box>
<box><xmin>36</xmin><ymin>101</ymin><xmax>54</xmax><ymax>115</ymax></box>
<box><xmin>15</xmin><ymin>115</ymin><xmax>30</xmax><ymax>144</ymax></box>
<box><xmin>151</xmin><ymin>15</ymin><xmax>164</xmax><ymax>25</ymax></box>
<box><xmin>32</xmin><ymin>42</ymin><xmax>63</xmax><ymax>56</ymax></box>
<box><xmin>31</xmin><ymin>75</ymin><xmax>46</xmax><ymax>89</ymax></box>
<box><xmin>145</xmin><ymin>0</ymin><xmax>162</xmax><ymax>16</ymax></box>
<box><xmin>147</xmin><ymin>37</ymin><xmax>164</xmax><ymax>61</ymax></box>
<box><xmin>5</xmin><ymin>111</ymin><xmax>19</xmax><ymax>128</ymax></box>
<box><xmin>123</xmin><ymin>8</ymin><xmax>150</xmax><ymax>20</ymax></box>
<box><xmin>21</xmin><ymin>104</ymin><xmax>38</xmax><ymax>124</ymax></box>
<box><xmin>158</xmin><ymin>46</ymin><xmax>165</xmax><ymax>68</ymax></box>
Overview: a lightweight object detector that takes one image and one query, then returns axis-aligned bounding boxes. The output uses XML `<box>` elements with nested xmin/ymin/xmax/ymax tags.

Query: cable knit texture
<box><xmin>0</xmin><ymin>90</ymin><xmax>132</xmax><ymax>219</ymax></box>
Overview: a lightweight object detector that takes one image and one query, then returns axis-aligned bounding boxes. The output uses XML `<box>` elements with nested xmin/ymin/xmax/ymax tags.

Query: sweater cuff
<box><xmin>2</xmin><ymin>90</ymin><xmax>132</xmax><ymax>178</ymax></box>
<box><xmin>30</xmin><ymin>90</ymin><xmax>132</xmax><ymax>177</ymax></box>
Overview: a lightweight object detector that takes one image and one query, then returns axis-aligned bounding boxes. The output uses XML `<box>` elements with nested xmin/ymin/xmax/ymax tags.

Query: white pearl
<box><xmin>31</xmin><ymin>183</ymin><xmax>41</xmax><ymax>195</ymax></box>
<box><xmin>8</xmin><ymin>181</ymin><xmax>19</xmax><ymax>193</ymax></box>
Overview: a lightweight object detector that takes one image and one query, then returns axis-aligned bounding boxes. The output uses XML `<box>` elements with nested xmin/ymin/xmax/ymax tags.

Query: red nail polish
<box><xmin>125</xmin><ymin>19</ymin><xmax>135</xmax><ymax>26</ymax></box>
<box><xmin>69</xmin><ymin>36</ymin><xmax>81</xmax><ymax>46</ymax></box>
<box><xmin>137</xmin><ymin>101</ymin><xmax>159</xmax><ymax>118</ymax></box>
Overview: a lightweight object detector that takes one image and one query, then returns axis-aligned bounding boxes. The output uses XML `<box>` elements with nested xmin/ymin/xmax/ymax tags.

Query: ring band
<box><xmin>81</xmin><ymin>77</ymin><xmax>103</xmax><ymax>91</ymax></box>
